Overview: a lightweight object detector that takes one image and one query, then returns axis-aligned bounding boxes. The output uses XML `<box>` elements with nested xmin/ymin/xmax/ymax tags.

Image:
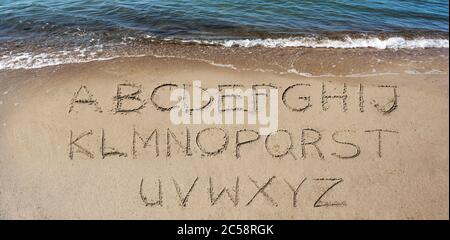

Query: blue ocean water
<box><xmin>0</xmin><ymin>0</ymin><xmax>448</xmax><ymax>69</ymax></box>
<box><xmin>0</xmin><ymin>0</ymin><xmax>448</xmax><ymax>41</ymax></box>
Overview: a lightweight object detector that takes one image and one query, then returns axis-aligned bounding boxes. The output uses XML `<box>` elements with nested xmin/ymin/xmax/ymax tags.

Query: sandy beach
<box><xmin>0</xmin><ymin>45</ymin><xmax>448</xmax><ymax>219</ymax></box>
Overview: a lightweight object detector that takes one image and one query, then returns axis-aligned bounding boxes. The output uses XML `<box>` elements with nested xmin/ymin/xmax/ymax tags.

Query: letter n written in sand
<box><xmin>166</xmin><ymin>128</ymin><xmax>192</xmax><ymax>157</ymax></box>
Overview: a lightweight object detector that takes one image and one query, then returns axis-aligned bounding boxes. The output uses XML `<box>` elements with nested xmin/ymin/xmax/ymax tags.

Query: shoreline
<box><xmin>1</xmin><ymin>41</ymin><xmax>448</xmax><ymax>75</ymax></box>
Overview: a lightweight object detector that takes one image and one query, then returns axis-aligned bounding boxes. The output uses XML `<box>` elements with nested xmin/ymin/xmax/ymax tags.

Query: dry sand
<box><xmin>0</xmin><ymin>46</ymin><xmax>448</xmax><ymax>219</ymax></box>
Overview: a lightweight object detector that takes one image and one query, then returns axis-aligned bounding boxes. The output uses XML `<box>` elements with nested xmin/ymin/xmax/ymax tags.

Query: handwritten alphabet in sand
<box><xmin>65</xmin><ymin>81</ymin><xmax>400</xmax><ymax>208</ymax></box>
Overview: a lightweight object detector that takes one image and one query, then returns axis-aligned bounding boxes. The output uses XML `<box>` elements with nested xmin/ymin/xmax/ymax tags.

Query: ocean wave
<box><xmin>197</xmin><ymin>36</ymin><xmax>449</xmax><ymax>49</ymax></box>
<box><xmin>1</xmin><ymin>35</ymin><xmax>448</xmax><ymax>70</ymax></box>
<box><xmin>0</xmin><ymin>46</ymin><xmax>118</xmax><ymax>70</ymax></box>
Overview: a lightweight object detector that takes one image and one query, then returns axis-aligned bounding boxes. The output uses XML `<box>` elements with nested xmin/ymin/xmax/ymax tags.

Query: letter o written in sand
<box><xmin>196</xmin><ymin>128</ymin><xmax>229</xmax><ymax>156</ymax></box>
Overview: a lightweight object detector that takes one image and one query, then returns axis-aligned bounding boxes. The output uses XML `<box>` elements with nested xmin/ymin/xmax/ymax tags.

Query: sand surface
<box><xmin>0</xmin><ymin>46</ymin><xmax>448</xmax><ymax>219</ymax></box>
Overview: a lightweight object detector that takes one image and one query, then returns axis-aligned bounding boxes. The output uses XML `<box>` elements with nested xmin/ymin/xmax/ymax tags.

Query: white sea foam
<box><xmin>0</xmin><ymin>52</ymin><xmax>118</xmax><ymax>70</ymax></box>
<box><xmin>1</xmin><ymin>36</ymin><xmax>448</xmax><ymax>70</ymax></box>
<box><xmin>0</xmin><ymin>46</ymin><xmax>117</xmax><ymax>70</ymax></box>
<box><xmin>202</xmin><ymin>36</ymin><xmax>449</xmax><ymax>49</ymax></box>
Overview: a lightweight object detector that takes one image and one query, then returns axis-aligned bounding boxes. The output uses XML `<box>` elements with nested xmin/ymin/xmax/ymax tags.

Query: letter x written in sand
<box><xmin>246</xmin><ymin>176</ymin><xmax>278</xmax><ymax>207</ymax></box>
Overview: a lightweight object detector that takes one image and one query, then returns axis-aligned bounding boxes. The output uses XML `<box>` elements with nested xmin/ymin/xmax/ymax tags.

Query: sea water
<box><xmin>0</xmin><ymin>0</ymin><xmax>448</xmax><ymax>69</ymax></box>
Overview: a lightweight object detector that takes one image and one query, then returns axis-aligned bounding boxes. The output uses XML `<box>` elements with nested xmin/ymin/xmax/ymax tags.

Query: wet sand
<box><xmin>0</xmin><ymin>46</ymin><xmax>448</xmax><ymax>219</ymax></box>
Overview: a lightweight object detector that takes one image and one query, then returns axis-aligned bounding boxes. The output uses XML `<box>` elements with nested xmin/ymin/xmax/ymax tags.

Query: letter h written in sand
<box><xmin>322</xmin><ymin>82</ymin><xmax>348</xmax><ymax>112</ymax></box>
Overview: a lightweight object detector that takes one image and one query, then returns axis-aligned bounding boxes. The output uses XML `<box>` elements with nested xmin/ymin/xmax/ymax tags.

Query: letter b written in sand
<box><xmin>114</xmin><ymin>83</ymin><xmax>146</xmax><ymax>113</ymax></box>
